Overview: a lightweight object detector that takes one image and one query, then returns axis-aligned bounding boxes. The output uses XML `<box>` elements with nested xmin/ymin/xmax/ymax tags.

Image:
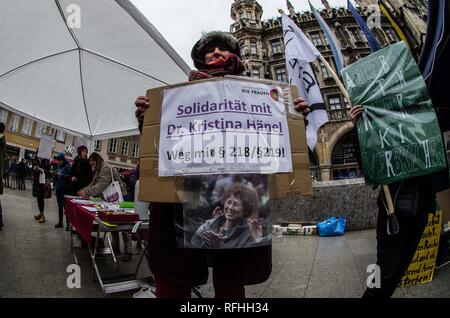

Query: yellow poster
<box><xmin>399</xmin><ymin>211</ymin><xmax>442</xmax><ymax>287</ymax></box>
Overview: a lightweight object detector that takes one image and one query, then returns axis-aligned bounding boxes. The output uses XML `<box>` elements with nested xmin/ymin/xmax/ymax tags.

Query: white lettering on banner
<box><xmin>344</xmin><ymin>72</ymin><xmax>356</xmax><ymax>89</ymax></box>
<box><xmin>377</xmin><ymin>80</ymin><xmax>386</xmax><ymax>97</ymax></box>
<box><xmin>385</xmin><ymin>150</ymin><xmax>396</xmax><ymax>177</ymax></box>
<box><xmin>379</xmin><ymin>128</ymin><xmax>390</xmax><ymax>149</ymax></box>
<box><xmin>378</xmin><ymin>55</ymin><xmax>390</xmax><ymax>74</ymax></box>
<box><xmin>396</xmin><ymin>70</ymin><xmax>407</xmax><ymax>88</ymax></box>
<box><xmin>397</xmin><ymin>94</ymin><xmax>410</xmax><ymax>119</ymax></box>
<box><xmin>422</xmin><ymin>139</ymin><xmax>431</xmax><ymax>168</ymax></box>
<box><xmin>398</xmin><ymin>124</ymin><xmax>405</xmax><ymax>143</ymax></box>
<box><xmin>158</xmin><ymin>79</ymin><xmax>293</xmax><ymax>176</ymax></box>
<box><xmin>362</xmin><ymin>111</ymin><xmax>374</xmax><ymax>132</ymax></box>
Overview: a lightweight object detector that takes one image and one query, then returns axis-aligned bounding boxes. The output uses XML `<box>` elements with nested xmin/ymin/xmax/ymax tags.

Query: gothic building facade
<box><xmin>355</xmin><ymin>0</ymin><xmax>428</xmax><ymax>58</ymax></box>
<box><xmin>230</xmin><ymin>0</ymin><xmax>404</xmax><ymax>181</ymax></box>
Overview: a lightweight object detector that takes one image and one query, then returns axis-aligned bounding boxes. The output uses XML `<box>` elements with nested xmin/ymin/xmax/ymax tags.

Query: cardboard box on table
<box><xmin>139</xmin><ymin>75</ymin><xmax>312</xmax><ymax>203</ymax></box>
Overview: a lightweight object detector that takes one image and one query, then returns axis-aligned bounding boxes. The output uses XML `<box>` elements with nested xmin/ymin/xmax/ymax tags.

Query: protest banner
<box><xmin>399</xmin><ymin>211</ymin><xmax>442</xmax><ymax>287</ymax></box>
<box><xmin>37</xmin><ymin>133</ymin><xmax>54</xmax><ymax>160</ymax></box>
<box><xmin>139</xmin><ymin>76</ymin><xmax>312</xmax><ymax>203</ymax></box>
<box><xmin>341</xmin><ymin>42</ymin><xmax>447</xmax><ymax>184</ymax></box>
<box><xmin>158</xmin><ymin>78</ymin><xmax>292</xmax><ymax>176</ymax></box>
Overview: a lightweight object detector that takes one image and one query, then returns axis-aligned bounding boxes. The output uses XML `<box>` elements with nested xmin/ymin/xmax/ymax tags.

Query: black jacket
<box><xmin>69</xmin><ymin>156</ymin><xmax>93</xmax><ymax>195</ymax></box>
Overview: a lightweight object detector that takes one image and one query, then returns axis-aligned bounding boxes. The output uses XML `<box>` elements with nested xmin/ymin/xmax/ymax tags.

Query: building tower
<box><xmin>230</xmin><ymin>0</ymin><xmax>264</xmax><ymax>78</ymax></box>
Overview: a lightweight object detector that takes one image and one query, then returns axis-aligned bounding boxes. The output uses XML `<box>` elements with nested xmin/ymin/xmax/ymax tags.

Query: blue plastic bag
<box><xmin>317</xmin><ymin>217</ymin><xmax>347</xmax><ymax>237</ymax></box>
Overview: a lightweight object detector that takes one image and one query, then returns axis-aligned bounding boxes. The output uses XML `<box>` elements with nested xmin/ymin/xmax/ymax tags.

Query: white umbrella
<box><xmin>0</xmin><ymin>0</ymin><xmax>190</xmax><ymax>140</ymax></box>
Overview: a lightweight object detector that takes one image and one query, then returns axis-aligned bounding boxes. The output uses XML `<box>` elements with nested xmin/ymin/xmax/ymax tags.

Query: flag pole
<box><xmin>318</xmin><ymin>55</ymin><xmax>350</xmax><ymax>103</ymax></box>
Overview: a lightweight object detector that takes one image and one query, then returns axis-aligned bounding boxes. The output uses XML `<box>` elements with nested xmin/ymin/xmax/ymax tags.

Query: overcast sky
<box><xmin>130</xmin><ymin>0</ymin><xmax>348</xmax><ymax>69</ymax></box>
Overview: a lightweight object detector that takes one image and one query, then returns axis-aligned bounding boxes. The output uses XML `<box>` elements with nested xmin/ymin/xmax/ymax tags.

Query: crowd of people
<box><xmin>1</xmin><ymin>146</ymin><xmax>136</xmax><ymax>232</ymax></box>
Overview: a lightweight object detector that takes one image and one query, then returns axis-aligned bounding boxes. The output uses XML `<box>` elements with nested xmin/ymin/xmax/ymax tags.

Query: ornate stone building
<box><xmin>230</xmin><ymin>0</ymin><xmax>402</xmax><ymax>181</ymax></box>
<box><xmin>355</xmin><ymin>0</ymin><xmax>428</xmax><ymax>58</ymax></box>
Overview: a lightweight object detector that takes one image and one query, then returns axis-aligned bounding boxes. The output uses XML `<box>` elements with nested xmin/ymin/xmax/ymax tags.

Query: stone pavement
<box><xmin>0</xmin><ymin>184</ymin><xmax>449</xmax><ymax>298</ymax></box>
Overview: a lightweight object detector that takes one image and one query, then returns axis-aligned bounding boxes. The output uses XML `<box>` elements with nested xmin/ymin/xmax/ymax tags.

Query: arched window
<box><xmin>331</xmin><ymin>132</ymin><xmax>363</xmax><ymax>180</ymax></box>
<box><xmin>309</xmin><ymin>149</ymin><xmax>319</xmax><ymax>181</ymax></box>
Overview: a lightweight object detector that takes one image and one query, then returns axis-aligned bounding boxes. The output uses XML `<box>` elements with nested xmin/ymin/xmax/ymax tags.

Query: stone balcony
<box><xmin>328</xmin><ymin>108</ymin><xmax>350</xmax><ymax>121</ymax></box>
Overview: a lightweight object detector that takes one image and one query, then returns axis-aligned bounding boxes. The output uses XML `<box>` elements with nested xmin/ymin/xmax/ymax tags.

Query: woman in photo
<box><xmin>190</xmin><ymin>184</ymin><xmax>268</xmax><ymax>249</ymax></box>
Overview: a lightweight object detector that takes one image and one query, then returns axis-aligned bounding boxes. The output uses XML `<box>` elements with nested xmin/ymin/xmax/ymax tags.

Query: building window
<box><xmin>34</xmin><ymin>122</ymin><xmax>46</xmax><ymax>138</ymax></box>
<box><xmin>121</xmin><ymin>141</ymin><xmax>129</xmax><ymax>156</ymax></box>
<box><xmin>55</xmin><ymin>130</ymin><xmax>66</xmax><ymax>142</ymax></box>
<box><xmin>132</xmin><ymin>144</ymin><xmax>140</xmax><ymax>159</ymax></box>
<box><xmin>384</xmin><ymin>29</ymin><xmax>397</xmax><ymax>42</ymax></box>
<box><xmin>328</xmin><ymin>95</ymin><xmax>342</xmax><ymax>110</ymax></box>
<box><xmin>9</xmin><ymin>115</ymin><xmax>20</xmax><ymax>132</ymax></box>
<box><xmin>251</xmin><ymin>67</ymin><xmax>261</xmax><ymax>78</ymax></box>
<box><xmin>108</xmin><ymin>138</ymin><xmax>118</xmax><ymax>154</ymax></box>
<box><xmin>246</xmin><ymin>10</ymin><xmax>252</xmax><ymax>19</ymax></box>
<box><xmin>250</xmin><ymin>41</ymin><xmax>257</xmax><ymax>55</ymax></box>
<box><xmin>310</xmin><ymin>32</ymin><xmax>323</xmax><ymax>46</ymax></box>
<box><xmin>21</xmin><ymin>118</ymin><xmax>33</xmax><ymax>135</ymax></box>
<box><xmin>271</xmin><ymin>39</ymin><xmax>282</xmax><ymax>54</ymax></box>
<box><xmin>275</xmin><ymin>67</ymin><xmax>288</xmax><ymax>83</ymax></box>
<box><xmin>94</xmin><ymin>140</ymin><xmax>102</xmax><ymax>152</ymax></box>
<box><xmin>348</xmin><ymin>27</ymin><xmax>363</xmax><ymax>42</ymax></box>
<box><xmin>0</xmin><ymin>108</ymin><xmax>8</xmax><ymax>124</ymax></box>
<box><xmin>320</xmin><ymin>63</ymin><xmax>330</xmax><ymax>79</ymax></box>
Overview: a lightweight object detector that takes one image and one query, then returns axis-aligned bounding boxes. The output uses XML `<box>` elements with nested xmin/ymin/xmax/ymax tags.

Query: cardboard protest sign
<box><xmin>37</xmin><ymin>133</ymin><xmax>54</xmax><ymax>160</ymax></box>
<box><xmin>399</xmin><ymin>211</ymin><xmax>442</xmax><ymax>287</ymax></box>
<box><xmin>341</xmin><ymin>42</ymin><xmax>447</xmax><ymax>184</ymax></box>
<box><xmin>158</xmin><ymin>78</ymin><xmax>292</xmax><ymax>176</ymax></box>
<box><xmin>176</xmin><ymin>174</ymin><xmax>271</xmax><ymax>249</ymax></box>
<box><xmin>139</xmin><ymin>76</ymin><xmax>312</xmax><ymax>203</ymax></box>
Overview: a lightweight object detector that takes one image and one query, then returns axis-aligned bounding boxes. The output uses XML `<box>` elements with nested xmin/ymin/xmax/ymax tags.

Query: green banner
<box><xmin>341</xmin><ymin>42</ymin><xmax>446</xmax><ymax>184</ymax></box>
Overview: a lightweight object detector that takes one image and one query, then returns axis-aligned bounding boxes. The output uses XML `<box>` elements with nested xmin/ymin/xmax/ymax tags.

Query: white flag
<box><xmin>282</xmin><ymin>14</ymin><xmax>329</xmax><ymax>151</ymax></box>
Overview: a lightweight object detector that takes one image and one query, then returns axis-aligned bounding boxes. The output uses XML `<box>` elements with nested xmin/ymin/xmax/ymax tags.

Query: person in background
<box><xmin>0</xmin><ymin>123</ymin><xmax>5</xmax><ymax>230</ymax></box>
<box><xmin>4</xmin><ymin>155</ymin><xmax>9</xmax><ymax>188</ymax></box>
<box><xmin>77</xmin><ymin>152</ymin><xmax>133</xmax><ymax>261</ymax></box>
<box><xmin>32</xmin><ymin>156</ymin><xmax>51</xmax><ymax>224</ymax></box>
<box><xmin>54</xmin><ymin>152</ymin><xmax>71</xmax><ymax>229</ymax></box>
<box><xmin>9</xmin><ymin>157</ymin><xmax>17</xmax><ymax>190</ymax></box>
<box><xmin>69</xmin><ymin>145</ymin><xmax>93</xmax><ymax>196</ymax></box>
<box><xmin>17</xmin><ymin>158</ymin><xmax>27</xmax><ymax>190</ymax></box>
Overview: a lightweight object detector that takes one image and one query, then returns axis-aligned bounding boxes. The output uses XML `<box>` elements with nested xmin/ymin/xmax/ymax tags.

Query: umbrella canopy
<box><xmin>0</xmin><ymin>0</ymin><xmax>190</xmax><ymax>140</ymax></box>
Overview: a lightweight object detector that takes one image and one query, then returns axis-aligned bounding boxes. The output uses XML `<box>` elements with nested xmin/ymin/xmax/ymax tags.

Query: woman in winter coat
<box><xmin>32</xmin><ymin>155</ymin><xmax>51</xmax><ymax>223</ymax></box>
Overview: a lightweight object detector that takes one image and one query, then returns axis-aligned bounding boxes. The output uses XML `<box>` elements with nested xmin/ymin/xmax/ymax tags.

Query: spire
<box><xmin>286</xmin><ymin>0</ymin><xmax>296</xmax><ymax>16</ymax></box>
<box><xmin>321</xmin><ymin>0</ymin><xmax>332</xmax><ymax>12</ymax></box>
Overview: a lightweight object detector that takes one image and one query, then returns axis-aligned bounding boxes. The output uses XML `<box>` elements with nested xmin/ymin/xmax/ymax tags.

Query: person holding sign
<box><xmin>135</xmin><ymin>31</ymin><xmax>310</xmax><ymax>298</ymax></box>
<box><xmin>350</xmin><ymin>106</ymin><xmax>435</xmax><ymax>298</ymax></box>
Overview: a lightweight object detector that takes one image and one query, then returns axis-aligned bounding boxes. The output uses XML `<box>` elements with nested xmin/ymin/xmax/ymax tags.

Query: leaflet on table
<box><xmin>71</xmin><ymin>199</ymin><xmax>95</xmax><ymax>205</ymax></box>
<box><xmin>158</xmin><ymin>78</ymin><xmax>293</xmax><ymax>176</ymax></box>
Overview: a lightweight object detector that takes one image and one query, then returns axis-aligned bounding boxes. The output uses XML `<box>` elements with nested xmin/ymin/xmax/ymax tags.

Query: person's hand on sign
<box><xmin>203</xmin><ymin>229</ymin><xmax>223</xmax><ymax>248</ymax></box>
<box><xmin>135</xmin><ymin>96</ymin><xmax>150</xmax><ymax>126</ymax></box>
<box><xmin>294</xmin><ymin>97</ymin><xmax>310</xmax><ymax>126</ymax></box>
<box><xmin>349</xmin><ymin>105</ymin><xmax>364</xmax><ymax>126</ymax></box>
